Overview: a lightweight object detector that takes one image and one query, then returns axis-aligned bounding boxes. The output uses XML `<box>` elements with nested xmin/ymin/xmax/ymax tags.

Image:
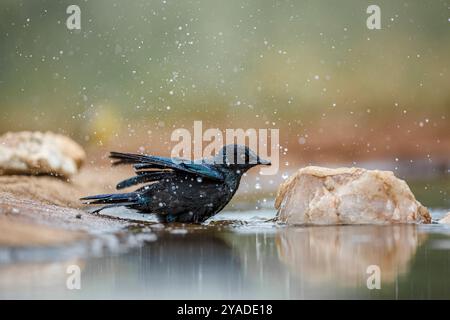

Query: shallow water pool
<box><xmin>1</xmin><ymin>206</ymin><xmax>450</xmax><ymax>299</ymax></box>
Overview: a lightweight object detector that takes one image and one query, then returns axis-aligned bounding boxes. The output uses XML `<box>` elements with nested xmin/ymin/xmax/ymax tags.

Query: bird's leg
<box><xmin>165</xmin><ymin>213</ymin><xmax>178</xmax><ymax>223</ymax></box>
<box><xmin>89</xmin><ymin>204</ymin><xmax>119</xmax><ymax>215</ymax></box>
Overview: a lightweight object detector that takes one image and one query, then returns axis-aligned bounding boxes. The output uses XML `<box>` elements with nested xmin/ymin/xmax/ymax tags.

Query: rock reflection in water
<box><xmin>276</xmin><ymin>225</ymin><xmax>426</xmax><ymax>287</ymax></box>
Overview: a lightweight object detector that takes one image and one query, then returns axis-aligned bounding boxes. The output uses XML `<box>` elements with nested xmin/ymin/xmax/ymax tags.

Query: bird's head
<box><xmin>214</xmin><ymin>144</ymin><xmax>271</xmax><ymax>172</ymax></box>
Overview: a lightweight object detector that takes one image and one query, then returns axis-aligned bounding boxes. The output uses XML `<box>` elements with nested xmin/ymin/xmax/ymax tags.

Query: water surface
<box><xmin>1</xmin><ymin>206</ymin><xmax>450</xmax><ymax>299</ymax></box>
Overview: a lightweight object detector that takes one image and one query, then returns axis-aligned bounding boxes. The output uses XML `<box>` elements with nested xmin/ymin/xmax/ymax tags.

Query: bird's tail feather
<box><xmin>80</xmin><ymin>192</ymin><xmax>139</xmax><ymax>205</ymax></box>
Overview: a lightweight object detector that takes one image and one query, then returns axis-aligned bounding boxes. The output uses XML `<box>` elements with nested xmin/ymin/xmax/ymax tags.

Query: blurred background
<box><xmin>1</xmin><ymin>1</ymin><xmax>450</xmax><ymax>300</ymax></box>
<box><xmin>1</xmin><ymin>0</ymin><xmax>449</xmax><ymax>204</ymax></box>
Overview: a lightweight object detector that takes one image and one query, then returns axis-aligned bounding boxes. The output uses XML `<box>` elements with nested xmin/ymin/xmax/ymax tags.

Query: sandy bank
<box><xmin>0</xmin><ymin>166</ymin><xmax>131</xmax><ymax>247</ymax></box>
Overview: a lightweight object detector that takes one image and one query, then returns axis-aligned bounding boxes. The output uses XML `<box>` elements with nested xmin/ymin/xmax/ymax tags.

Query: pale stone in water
<box><xmin>439</xmin><ymin>213</ymin><xmax>450</xmax><ymax>224</ymax></box>
<box><xmin>0</xmin><ymin>131</ymin><xmax>86</xmax><ymax>177</ymax></box>
<box><xmin>275</xmin><ymin>166</ymin><xmax>431</xmax><ymax>225</ymax></box>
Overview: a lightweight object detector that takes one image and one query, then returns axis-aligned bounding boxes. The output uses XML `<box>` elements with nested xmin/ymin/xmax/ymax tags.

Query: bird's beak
<box><xmin>257</xmin><ymin>158</ymin><xmax>271</xmax><ymax>166</ymax></box>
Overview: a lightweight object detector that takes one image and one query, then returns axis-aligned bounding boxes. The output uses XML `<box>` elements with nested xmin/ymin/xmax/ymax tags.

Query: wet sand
<box><xmin>0</xmin><ymin>166</ymin><xmax>132</xmax><ymax>247</ymax></box>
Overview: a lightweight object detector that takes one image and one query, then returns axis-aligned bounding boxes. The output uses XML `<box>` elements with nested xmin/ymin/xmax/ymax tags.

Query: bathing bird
<box><xmin>81</xmin><ymin>144</ymin><xmax>271</xmax><ymax>223</ymax></box>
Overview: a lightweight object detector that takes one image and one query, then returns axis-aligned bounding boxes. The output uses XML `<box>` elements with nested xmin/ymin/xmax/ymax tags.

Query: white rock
<box><xmin>275</xmin><ymin>166</ymin><xmax>431</xmax><ymax>225</ymax></box>
<box><xmin>439</xmin><ymin>212</ymin><xmax>450</xmax><ymax>224</ymax></box>
<box><xmin>0</xmin><ymin>131</ymin><xmax>86</xmax><ymax>177</ymax></box>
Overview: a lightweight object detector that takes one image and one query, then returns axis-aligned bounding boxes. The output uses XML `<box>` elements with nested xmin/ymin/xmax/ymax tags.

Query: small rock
<box><xmin>75</xmin><ymin>213</ymin><xmax>82</xmax><ymax>219</ymax></box>
<box><xmin>275</xmin><ymin>166</ymin><xmax>431</xmax><ymax>225</ymax></box>
<box><xmin>439</xmin><ymin>213</ymin><xmax>450</xmax><ymax>224</ymax></box>
<box><xmin>0</xmin><ymin>131</ymin><xmax>86</xmax><ymax>177</ymax></box>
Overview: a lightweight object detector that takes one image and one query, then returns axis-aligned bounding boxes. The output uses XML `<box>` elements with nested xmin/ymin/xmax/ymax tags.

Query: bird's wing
<box><xmin>109</xmin><ymin>152</ymin><xmax>224</xmax><ymax>182</ymax></box>
<box><xmin>116</xmin><ymin>171</ymin><xmax>176</xmax><ymax>190</ymax></box>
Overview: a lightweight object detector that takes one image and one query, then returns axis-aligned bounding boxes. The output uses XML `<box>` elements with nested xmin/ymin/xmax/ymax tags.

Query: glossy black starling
<box><xmin>81</xmin><ymin>144</ymin><xmax>271</xmax><ymax>223</ymax></box>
